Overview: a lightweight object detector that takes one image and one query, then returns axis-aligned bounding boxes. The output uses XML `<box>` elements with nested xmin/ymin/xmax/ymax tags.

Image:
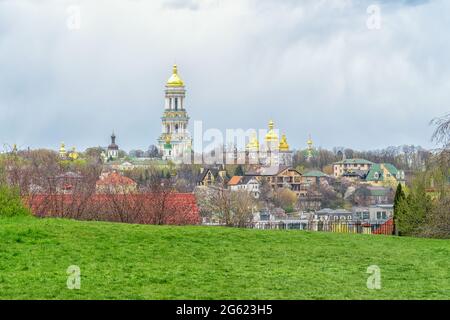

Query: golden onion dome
<box><xmin>166</xmin><ymin>64</ymin><xmax>184</xmax><ymax>87</ymax></box>
<box><xmin>307</xmin><ymin>135</ymin><xmax>313</xmax><ymax>148</ymax></box>
<box><xmin>279</xmin><ymin>134</ymin><xmax>290</xmax><ymax>151</ymax></box>
<box><xmin>247</xmin><ymin>132</ymin><xmax>260</xmax><ymax>150</ymax></box>
<box><xmin>265</xmin><ymin>120</ymin><xmax>279</xmax><ymax>142</ymax></box>
<box><xmin>60</xmin><ymin>142</ymin><xmax>66</xmax><ymax>153</ymax></box>
<box><xmin>68</xmin><ymin>147</ymin><xmax>79</xmax><ymax>160</ymax></box>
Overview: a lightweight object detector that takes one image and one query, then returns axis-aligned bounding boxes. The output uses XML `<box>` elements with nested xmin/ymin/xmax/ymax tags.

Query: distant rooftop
<box><xmin>334</xmin><ymin>159</ymin><xmax>374</xmax><ymax>165</ymax></box>
<box><xmin>303</xmin><ymin>170</ymin><xmax>328</xmax><ymax>178</ymax></box>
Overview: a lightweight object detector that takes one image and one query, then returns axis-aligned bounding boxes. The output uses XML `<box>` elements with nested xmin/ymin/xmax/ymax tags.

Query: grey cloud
<box><xmin>0</xmin><ymin>0</ymin><xmax>448</xmax><ymax>152</ymax></box>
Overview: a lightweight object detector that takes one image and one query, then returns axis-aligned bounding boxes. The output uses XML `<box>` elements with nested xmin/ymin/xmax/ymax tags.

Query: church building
<box><xmin>107</xmin><ymin>132</ymin><xmax>119</xmax><ymax>160</ymax></box>
<box><xmin>157</xmin><ymin>65</ymin><xmax>192</xmax><ymax>161</ymax></box>
<box><xmin>246</xmin><ymin>120</ymin><xmax>293</xmax><ymax>166</ymax></box>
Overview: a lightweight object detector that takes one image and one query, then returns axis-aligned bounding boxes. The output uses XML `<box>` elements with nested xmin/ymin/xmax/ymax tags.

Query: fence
<box><xmin>245</xmin><ymin>219</ymin><xmax>394</xmax><ymax>235</ymax></box>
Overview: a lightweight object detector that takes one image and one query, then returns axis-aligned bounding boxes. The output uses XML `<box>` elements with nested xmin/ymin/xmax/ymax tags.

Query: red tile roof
<box><xmin>228</xmin><ymin>176</ymin><xmax>243</xmax><ymax>186</ymax></box>
<box><xmin>96</xmin><ymin>172</ymin><xmax>136</xmax><ymax>186</ymax></box>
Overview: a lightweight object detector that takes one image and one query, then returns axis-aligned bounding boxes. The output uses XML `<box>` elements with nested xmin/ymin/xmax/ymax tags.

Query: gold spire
<box><xmin>247</xmin><ymin>132</ymin><xmax>260</xmax><ymax>150</ymax></box>
<box><xmin>166</xmin><ymin>64</ymin><xmax>184</xmax><ymax>87</ymax></box>
<box><xmin>279</xmin><ymin>134</ymin><xmax>290</xmax><ymax>151</ymax></box>
<box><xmin>307</xmin><ymin>134</ymin><xmax>313</xmax><ymax>149</ymax></box>
<box><xmin>265</xmin><ymin>119</ymin><xmax>279</xmax><ymax>142</ymax></box>
<box><xmin>59</xmin><ymin>142</ymin><xmax>67</xmax><ymax>159</ymax></box>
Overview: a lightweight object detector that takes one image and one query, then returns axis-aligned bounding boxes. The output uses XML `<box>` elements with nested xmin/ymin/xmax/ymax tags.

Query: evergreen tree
<box><xmin>234</xmin><ymin>165</ymin><xmax>244</xmax><ymax>176</ymax></box>
<box><xmin>393</xmin><ymin>183</ymin><xmax>406</xmax><ymax>236</ymax></box>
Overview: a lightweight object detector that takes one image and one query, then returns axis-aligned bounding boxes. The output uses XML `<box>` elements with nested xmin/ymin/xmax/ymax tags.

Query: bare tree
<box><xmin>230</xmin><ymin>190</ymin><xmax>256</xmax><ymax>227</ymax></box>
<box><xmin>431</xmin><ymin>113</ymin><xmax>450</xmax><ymax>149</ymax></box>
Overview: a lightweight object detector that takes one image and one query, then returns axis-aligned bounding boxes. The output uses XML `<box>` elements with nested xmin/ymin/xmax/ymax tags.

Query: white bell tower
<box><xmin>157</xmin><ymin>65</ymin><xmax>192</xmax><ymax>161</ymax></box>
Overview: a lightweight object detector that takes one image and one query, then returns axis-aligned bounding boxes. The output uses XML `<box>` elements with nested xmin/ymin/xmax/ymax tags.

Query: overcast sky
<box><xmin>0</xmin><ymin>0</ymin><xmax>448</xmax><ymax>152</ymax></box>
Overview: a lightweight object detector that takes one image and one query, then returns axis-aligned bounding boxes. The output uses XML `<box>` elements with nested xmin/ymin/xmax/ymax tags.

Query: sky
<box><xmin>0</xmin><ymin>0</ymin><xmax>449</xmax><ymax>152</ymax></box>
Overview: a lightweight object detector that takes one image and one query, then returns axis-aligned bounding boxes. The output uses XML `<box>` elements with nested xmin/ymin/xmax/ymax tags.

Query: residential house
<box><xmin>245</xmin><ymin>166</ymin><xmax>306</xmax><ymax>196</ymax></box>
<box><xmin>196</xmin><ymin>166</ymin><xmax>228</xmax><ymax>186</ymax></box>
<box><xmin>301</xmin><ymin>170</ymin><xmax>330</xmax><ymax>186</ymax></box>
<box><xmin>228</xmin><ymin>176</ymin><xmax>260</xmax><ymax>198</ymax></box>
<box><xmin>333</xmin><ymin>159</ymin><xmax>373</xmax><ymax>178</ymax></box>
<box><xmin>365</xmin><ymin>163</ymin><xmax>405</xmax><ymax>187</ymax></box>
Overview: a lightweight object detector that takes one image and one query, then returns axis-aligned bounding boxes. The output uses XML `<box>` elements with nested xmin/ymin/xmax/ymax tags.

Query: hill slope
<box><xmin>0</xmin><ymin>216</ymin><xmax>449</xmax><ymax>299</ymax></box>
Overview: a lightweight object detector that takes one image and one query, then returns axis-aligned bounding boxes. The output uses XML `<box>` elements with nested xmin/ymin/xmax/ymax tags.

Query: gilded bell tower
<box><xmin>157</xmin><ymin>65</ymin><xmax>192</xmax><ymax>161</ymax></box>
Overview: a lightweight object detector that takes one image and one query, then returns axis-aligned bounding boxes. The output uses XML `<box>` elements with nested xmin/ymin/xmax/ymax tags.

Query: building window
<box><xmin>363</xmin><ymin>212</ymin><xmax>369</xmax><ymax>219</ymax></box>
<box><xmin>175</xmin><ymin>98</ymin><xmax>178</xmax><ymax>110</ymax></box>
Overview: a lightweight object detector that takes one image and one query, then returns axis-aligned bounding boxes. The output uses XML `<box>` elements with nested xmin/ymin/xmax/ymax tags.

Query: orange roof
<box><xmin>228</xmin><ymin>176</ymin><xmax>243</xmax><ymax>186</ymax></box>
<box><xmin>96</xmin><ymin>172</ymin><xmax>136</xmax><ymax>186</ymax></box>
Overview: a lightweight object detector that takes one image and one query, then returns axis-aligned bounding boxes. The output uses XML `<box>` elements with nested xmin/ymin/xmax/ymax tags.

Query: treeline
<box><xmin>293</xmin><ymin>145</ymin><xmax>432</xmax><ymax>173</ymax></box>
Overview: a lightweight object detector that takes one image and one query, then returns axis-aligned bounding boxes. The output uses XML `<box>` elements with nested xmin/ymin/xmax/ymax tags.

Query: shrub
<box><xmin>0</xmin><ymin>185</ymin><xmax>30</xmax><ymax>217</ymax></box>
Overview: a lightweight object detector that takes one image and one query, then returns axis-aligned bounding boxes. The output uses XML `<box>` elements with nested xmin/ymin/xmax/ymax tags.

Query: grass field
<box><xmin>0</xmin><ymin>216</ymin><xmax>449</xmax><ymax>299</ymax></box>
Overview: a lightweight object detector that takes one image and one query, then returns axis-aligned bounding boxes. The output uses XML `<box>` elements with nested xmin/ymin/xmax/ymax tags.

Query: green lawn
<box><xmin>0</xmin><ymin>216</ymin><xmax>449</xmax><ymax>299</ymax></box>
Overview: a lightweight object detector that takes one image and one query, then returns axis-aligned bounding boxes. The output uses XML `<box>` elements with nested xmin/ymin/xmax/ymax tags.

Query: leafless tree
<box><xmin>431</xmin><ymin>113</ymin><xmax>450</xmax><ymax>149</ymax></box>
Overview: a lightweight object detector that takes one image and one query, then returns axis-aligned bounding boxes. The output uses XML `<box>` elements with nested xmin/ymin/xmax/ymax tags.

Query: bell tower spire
<box><xmin>158</xmin><ymin>64</ymin><xmax>192</xmax><ymax>162</ymax></box>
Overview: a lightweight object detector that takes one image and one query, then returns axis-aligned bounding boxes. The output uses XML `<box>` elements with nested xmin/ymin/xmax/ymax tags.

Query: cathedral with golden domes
<box><xmin>246</xmin><ymin>120</ymin><xmax>293</xmax><ymax>166</ymax></box>
<box><xmin>157</xmin><ymin>65</ymin><xmax>192</xmax><ymax>161</ymax></box>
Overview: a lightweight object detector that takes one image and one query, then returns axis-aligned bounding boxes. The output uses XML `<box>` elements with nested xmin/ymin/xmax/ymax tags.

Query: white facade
<box><xmin>157</xmin><ymin>66</ymin><xmax>192</xmax><ymax>161</ymax></box>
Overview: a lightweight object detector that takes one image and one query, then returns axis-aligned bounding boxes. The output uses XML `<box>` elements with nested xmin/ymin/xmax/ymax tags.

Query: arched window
<box><xmin>175</xmin><ymin>124</ymin><xmax>179</xmax><ymax>132</ymax></box>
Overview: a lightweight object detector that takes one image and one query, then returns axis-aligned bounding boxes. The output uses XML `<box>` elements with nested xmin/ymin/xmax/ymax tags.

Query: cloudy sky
<box><xmin>0</xmin><ymin>0</ymin><xmax>448</xmax><ymax>152</ymax></box>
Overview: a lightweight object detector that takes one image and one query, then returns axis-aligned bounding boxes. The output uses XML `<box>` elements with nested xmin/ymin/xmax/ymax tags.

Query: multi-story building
<box><xmin>245</xmin><ymin>166</ymin><xmax>305</xmax><ymax>196</ymax></box>
<box><xmin>333</xmin><ymin>159</ymin><xmax>374</xmax><ymax>178</ymax></box>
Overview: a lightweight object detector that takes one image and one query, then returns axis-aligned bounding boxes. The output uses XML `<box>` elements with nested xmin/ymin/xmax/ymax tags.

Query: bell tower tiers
<box><xmin>157</xmin><ymin>65</ymin><xmax>192</xmax><ymax>161</ymax></box>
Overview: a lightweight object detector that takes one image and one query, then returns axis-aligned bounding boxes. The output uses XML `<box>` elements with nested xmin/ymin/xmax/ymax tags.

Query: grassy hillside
<box><xmin>0</xmin><ymin>216</ymin><xmax>449</xmax><ymax>299</ymax></box>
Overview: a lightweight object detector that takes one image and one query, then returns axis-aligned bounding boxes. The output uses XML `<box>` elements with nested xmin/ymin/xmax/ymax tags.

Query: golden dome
<box><xmin>68</xmin><ymin>147</ymin><xmax>79</xmax><ymax>160</ymax></box>
<box><xmin>247</xmin><ymin>132</ymin><xmax>260</xmax><ymax>150</ymax></box>
<box><xmin>59</xmin><ymin>142</ymin><xmax>66</xmax><ymax>153</ymax></box>
<box><xmin>279</xmin><ymin>134</ymin><xmax>290</xmax><ymax>151</ymax></box>
<box><xmin>166</xmin><ymin>64</ymin><xmax>184</xmax><ymax>87</ymax></box>
<box><xmin>265</xmin><ymin>120</ymin><xmax>279</xmax><ymax>142</ymax></box>
<box><xmin>307</xmin><ymin>135</ymin><xmax>313</xmax><ymax>148</ymax></box>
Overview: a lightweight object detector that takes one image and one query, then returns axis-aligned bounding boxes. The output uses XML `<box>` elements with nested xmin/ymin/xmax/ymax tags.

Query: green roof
<box><xmin>369</xmin><ymin>188</ymin><xmax>389</xmax><ymax>196</ymax></box>
<box><xmin>303</xmin><ymin>170</ymin><xmax>327</xmax><ymax>178</ymax></box>
<box><xmin>366</xmin><ymin>163</ymin><xmax>400</xmax><ymax>181</ymax></box>
<box><xmin>334</xmin><ymin>159</ymin><xmax>374</xmax><ymax>165</ymax></box>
